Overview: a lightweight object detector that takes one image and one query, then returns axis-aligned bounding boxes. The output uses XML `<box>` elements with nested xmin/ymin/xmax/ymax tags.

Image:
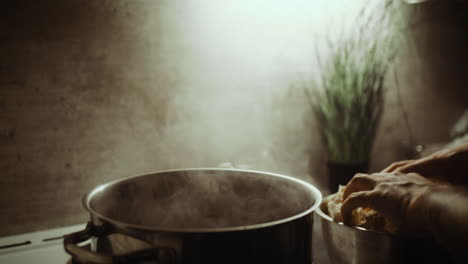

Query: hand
<box><xmin>382</xmin><ymin>142</ymin><xmax>468</xmax><ymax>185</ymax></box>
<box><xmin>341</xmin><ymin>172</ymin><xmax>436</xmax><ymax>235</ymax></box>
<box><xmin>343</xmin><ymin>171</ymin><xmax>468</xmax><ymax>262</ymax></box>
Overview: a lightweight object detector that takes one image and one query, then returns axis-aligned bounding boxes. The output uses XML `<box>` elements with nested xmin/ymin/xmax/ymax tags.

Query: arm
<box><xmin>419</xmin><ymin>186</ymin><xmax>468</xmax><ymax>263</ymax></box>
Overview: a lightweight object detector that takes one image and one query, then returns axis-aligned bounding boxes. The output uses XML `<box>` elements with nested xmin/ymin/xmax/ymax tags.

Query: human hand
<box><xmin>341</xmin><ymin>172</ymin><xmax>437</xmax><ymax>235</ymax></box>
<box><xmin>382</xmin><ymin>142</ymin><xmax>468</xmax><ymax>185</ymax></box>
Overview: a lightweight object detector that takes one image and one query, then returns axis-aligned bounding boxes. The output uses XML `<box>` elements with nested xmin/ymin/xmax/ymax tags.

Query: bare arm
<box><xmin>419</xmin><ymin>185</ymin><xmax>468</xmax><ymax>263</ymax></box>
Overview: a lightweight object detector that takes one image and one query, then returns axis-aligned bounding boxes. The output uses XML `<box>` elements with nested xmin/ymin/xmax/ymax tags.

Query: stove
<box><xmin>0</xmin><ymin>224</ymin><xmax>329</xmax><ymax>264</ymax></box>
<box><xmin>0</xmin><ymin>225</ymin><xmax>84</xmax><ymax>264</ymax></box>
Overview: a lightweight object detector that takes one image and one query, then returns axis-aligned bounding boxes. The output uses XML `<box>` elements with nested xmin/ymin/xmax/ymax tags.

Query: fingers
<box><xmin>393</xmin><ymin>159</ymin><xmax>426</xmax><ymax>173</ymax></box>
<box><xmin>341</xmin><ymin>191</ymin><xmax>375</xmax><ymax>225</ymax></box>
<box><xmin>382</xmin><ymin>160</ymin><xmax>413</xmax><ymax>173</ymax></box>
<box><xmin>343</xmin><ymin>173</ymin><xmax>378</xmax><ymax>201</ymax></box>
<box><xmin>393</xmin><ymin>158</ymin><xmax>447</xmax><ymax>181</ymax></box>
<box><xmin>382</xmin><ymin>154</ymin><xmax>449</xmax><ymax>178</ymax></box>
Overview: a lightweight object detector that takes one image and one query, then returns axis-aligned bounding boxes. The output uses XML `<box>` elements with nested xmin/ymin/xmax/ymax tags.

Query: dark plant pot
<box><xmin>327</xmin><ymin>161</ymin><xmax>369</xmax><ymax>193</ymax></box>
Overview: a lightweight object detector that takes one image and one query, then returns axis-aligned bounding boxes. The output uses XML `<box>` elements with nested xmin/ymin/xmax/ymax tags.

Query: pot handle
<box><xmin>64</xmin><ymin>222</ymin><xmax>176</xmax><ymax>264</ymax></box>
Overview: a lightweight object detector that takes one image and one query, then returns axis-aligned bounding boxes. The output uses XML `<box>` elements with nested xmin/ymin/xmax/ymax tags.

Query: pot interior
<box><xmin>86</xmin><ymin>169</ymin><xmax>319</xmax><ymax>230</ymax></box>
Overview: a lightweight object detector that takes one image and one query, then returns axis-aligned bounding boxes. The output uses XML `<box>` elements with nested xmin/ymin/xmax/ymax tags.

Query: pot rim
<box><xmin>82</xmin><ymin>168</ymin><xmax>322</xmax><ymax>234</ymax></box>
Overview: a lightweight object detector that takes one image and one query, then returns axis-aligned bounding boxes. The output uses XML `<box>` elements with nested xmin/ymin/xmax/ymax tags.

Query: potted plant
<box><xmin>304</xmin><ymin>1</ymin><xmax>403</xmax><ymax>192</ymax></box>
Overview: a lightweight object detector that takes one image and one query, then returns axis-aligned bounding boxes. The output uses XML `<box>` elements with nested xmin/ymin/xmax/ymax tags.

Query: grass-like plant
<box><xmin>304</xmin><ymin>0</ymin><xmax>404</xmax><ymax>163</ymax></box>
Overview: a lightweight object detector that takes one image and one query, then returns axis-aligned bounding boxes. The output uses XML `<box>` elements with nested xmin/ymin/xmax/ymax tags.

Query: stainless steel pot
<box><xmin>64</xmin><ymin>168</ymin><xmax>322</xmax><ymax>264</ymax></box>
<box><xmin>314</xmin><ymin>200</ymin><xmax>453</xmax><ymax>264</ymax></box>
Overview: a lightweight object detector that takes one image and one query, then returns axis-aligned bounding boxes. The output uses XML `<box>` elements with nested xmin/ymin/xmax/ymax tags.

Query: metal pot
<box><xmin>314</xmin><ymin>200</ymin><xmax>453</xmax><ymax>264</ymax></box>
<box><xmin>64</xmin><ymin>168</ymin><xmax>322</xmax><ymax>264</ymax></box>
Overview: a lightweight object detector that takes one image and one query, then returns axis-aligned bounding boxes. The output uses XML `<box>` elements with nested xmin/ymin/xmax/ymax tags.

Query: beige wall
<box><xmin>373</xmin><ymin>1</ymin><xmax>468</xmax><ymax>169</ymax></box>
<box><xmin>0</xmin><ymin>0</ymin><xmax>467</xmax><ymax>236</ymax></box>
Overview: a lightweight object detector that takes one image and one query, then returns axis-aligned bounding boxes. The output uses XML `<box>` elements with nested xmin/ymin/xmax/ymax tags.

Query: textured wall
<box><xmin>0</xmin><ymin>1</ymin><xmax>467</xmax><ymax>236</ymax></box>
<box><xmin>373</xmin><ymin>1</ymin><xmax>468</xmax><ymax>169</ymax></box>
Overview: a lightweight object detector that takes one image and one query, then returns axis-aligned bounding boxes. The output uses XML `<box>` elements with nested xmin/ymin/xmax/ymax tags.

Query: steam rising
<box><xmin>121</xmin><ymin>0</ymin><xmax>373</xmax><ymax>182</ymax></box>
<box><xmin>90</xmin><ymin>170</ymin><xmax>317</xmax><ymax>229</ymax></box>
